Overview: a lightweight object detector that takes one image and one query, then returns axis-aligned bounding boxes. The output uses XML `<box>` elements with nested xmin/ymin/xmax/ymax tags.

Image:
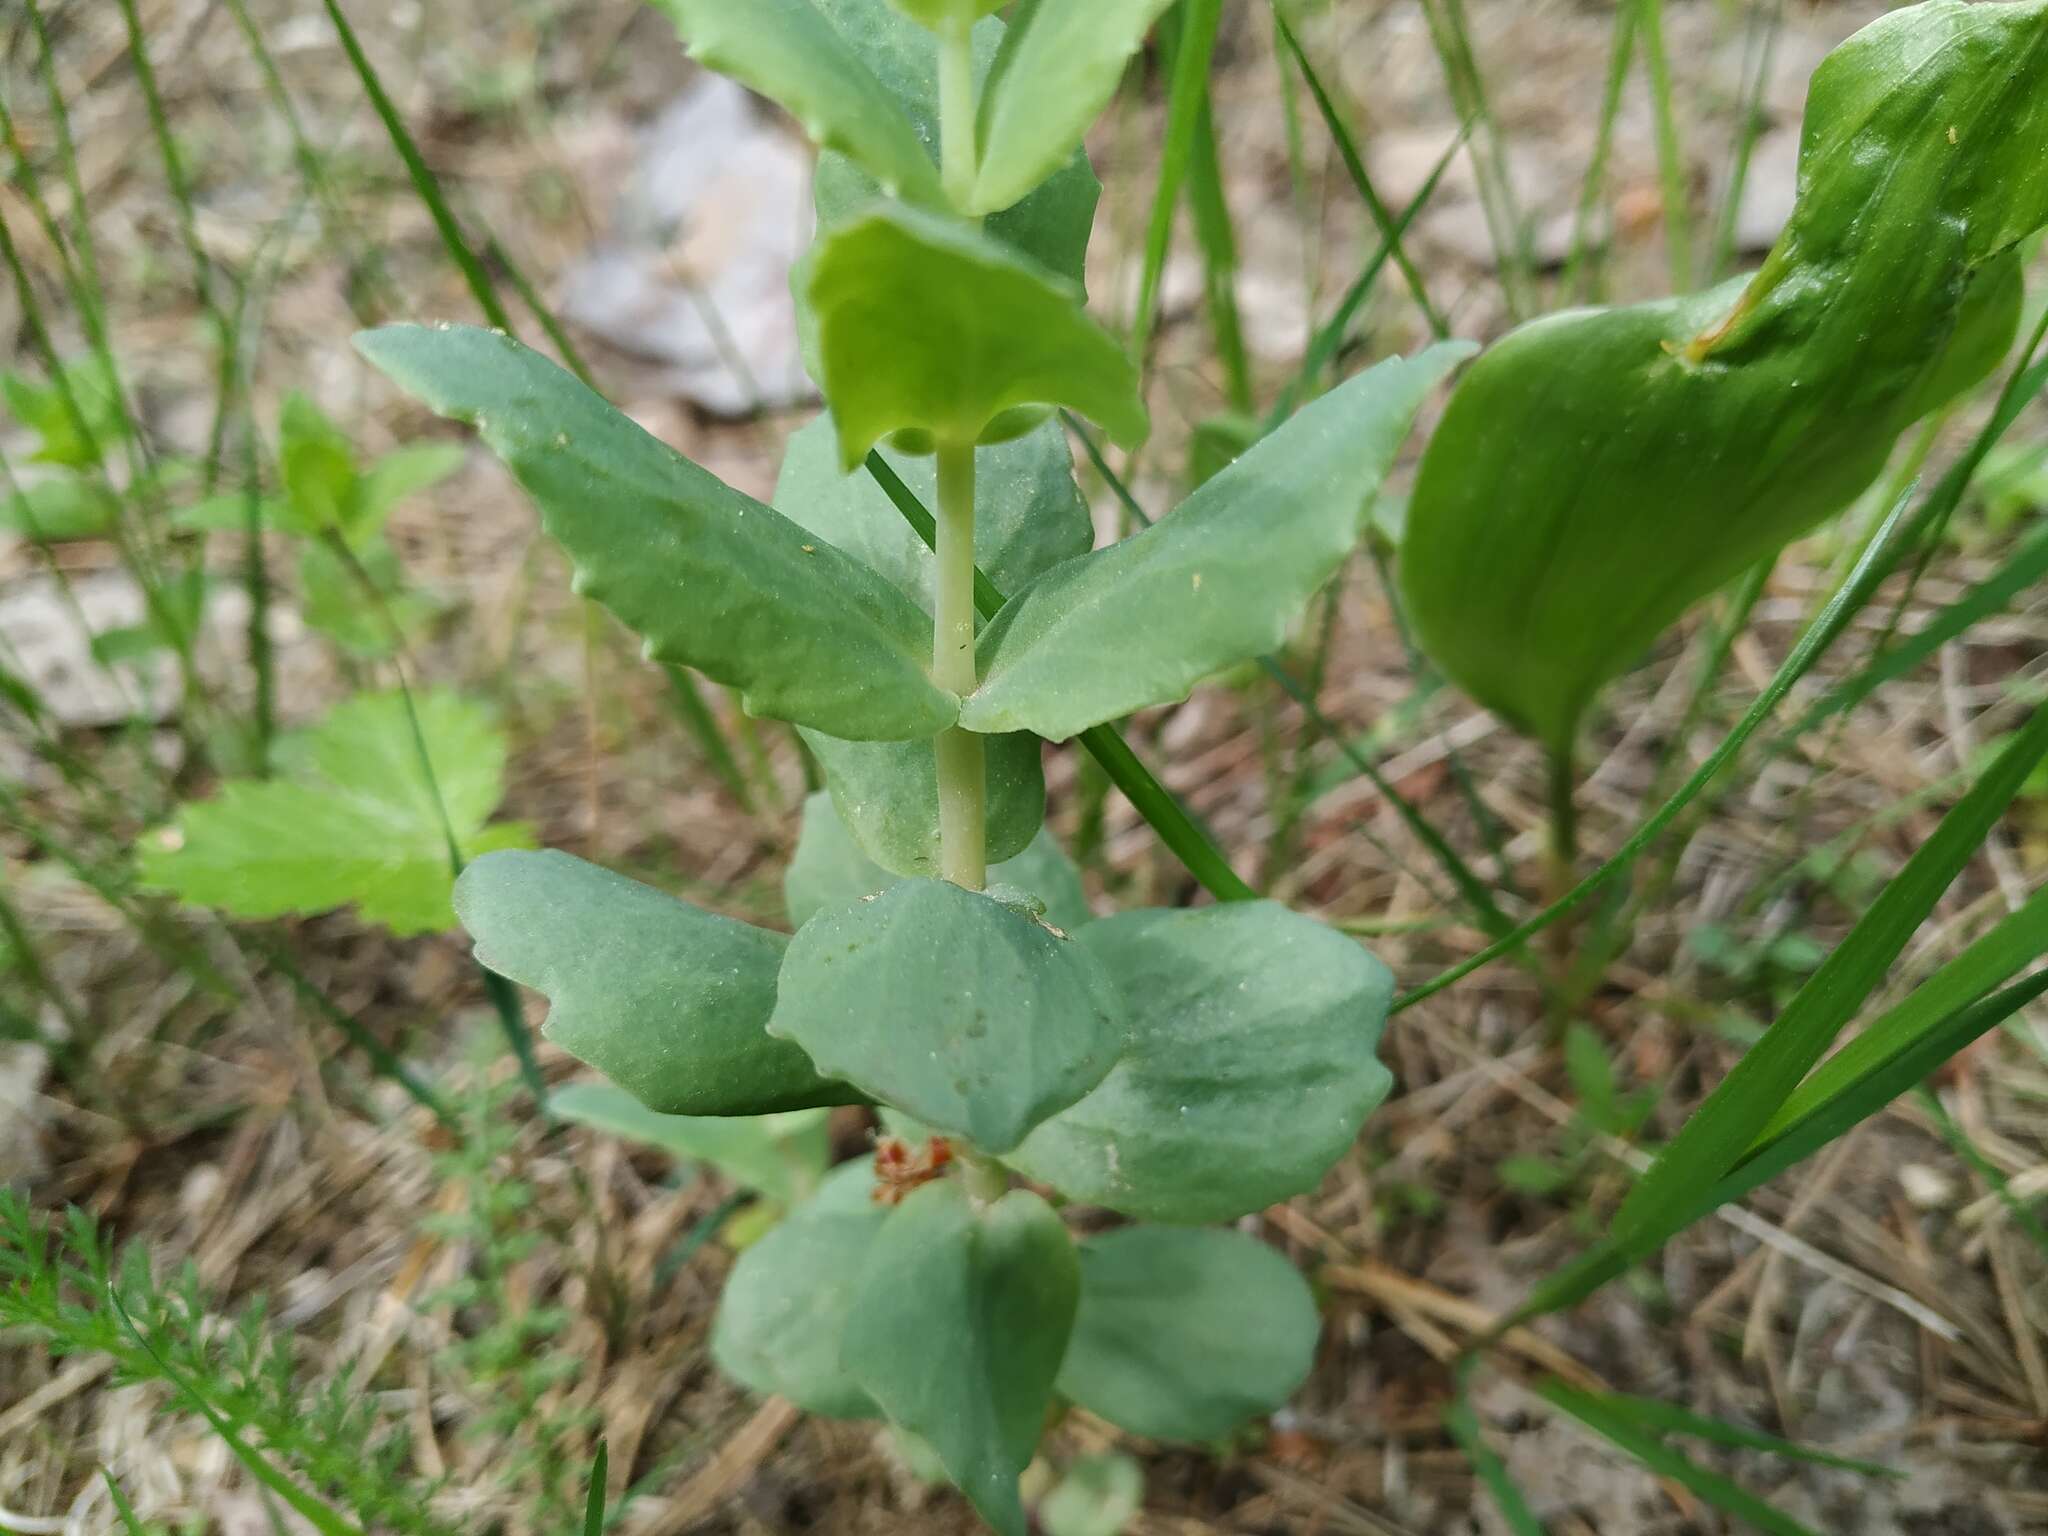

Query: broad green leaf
<box><xmin>652</xmin><ymin>0</ymin><xmax>943</xmax><ymax>206</ymax></box>
<box><xmin>970</xmin><ymin>0</ymin><xmax>1179</xmax><ymax>216</ymax></box>
<box><xmin>1402</xmin><ymin>0</ymin><xmax>2048</xmax><ymax>751</ymax></box>
<box><xmin>1039</xmin><ymin>1454</ymin><xmax>1144</xmax><ymax>1536</ymax></box>
<box><xmin>1056</xmin><ymin>1226</ymin><xmax>1319</xmax><ymax>1443</ymax></box>
<box><xmin>298</xmin><ymin>537</ymin><xmax>436</xmax><ymax>660</ymax></box>
<box><xmin>770</xmin><ymin>877</ymin><xmax>1123</xmax><ymax>1151</ymax></box>
<box><xmin>713</xmin><ymin>1162</ymin><xmax>889</xmax><ymax>1418</ymax></box>
<box><xmin>962</xmin><ymin>344</ymin><xmax>1472</xmax><ymax>740</ymax></box>
<box><xmin>1611</xmin><ymin>701</ymin><xmax>2048</xmax><ymax>1249</ymax></box>
<box><xmin>355</xmin><ymin>325</ymin><xmax>956</xmax><ymax>742</ymax></box>
<box><xmin>138</xmin><ymin>691</ymin><xmax>531</xmax><ymax>936</ymax></box>
<box><xmin>809</xmin><ymin>0</ymin><xmax>1099</xmax><ymax>287</ymax></box>
<box><xmin>1</xmin><ymin>475</ymin><xmax>120</xmax><ymax>541</ymax></box>
<box><xmin>2</xmin><ymin>358</ymin><xmax>125</xmax><ymax>468</ymax></box>
<box><xmin>279</xmin><ymin>393</ymin><xmax>359</xmax><ymax>538</ymax></box>
<box><xmin>549</xmin><ymin>1082</ymin><xmax>830</xmax><ymax>1206</ymax></box>
<box><xmin>843</xmin><ymin>1183</ymin><xmax>1077</xmax><ymax>1536</ymax></box>
<box><xmin>775</xmin><ymin>414</ymin><xmax>1092</xmax><ymax>874</ymax></box>
<box><xmin>355</xmin><ymin>441</ymin><xmax>466</xmax><ymax>539</ymax></box>
<box><xmin>456</xmin><ymin>849</ymin><xmax>852</xmax><ymax>1116</ymax></box>
<box><xmin>1011</xmin><ymin>903</ymin><xmax>1392</xmax><ymax>1222</ymax></box>
<box><xmin>804</xmin><ymin>207</ymin><xmax>1145</xmax><ymax>468</ymax></box>
<box><xmin>785</xmin><ymin>791</ymin><xmax>1091</xmax><ymax>933</ymax></box>
<box><xmin>173</xmin><ymin>492</ymin><xmax>292</xmax><ymax>536</ymax></box>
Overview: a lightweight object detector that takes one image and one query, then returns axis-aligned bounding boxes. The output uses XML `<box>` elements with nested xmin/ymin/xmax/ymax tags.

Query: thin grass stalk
<box><xmin>1709</xmin><ymin>0</ymin><xmax>1785</xmax><ymax>280</ymax></box>
<box><xmin>1187</xmin><ymin>97</ymin><xmax>1253</xmax><ymax>414</ymax></box>
<box><xmin>1562</xmin><ymin>2</ymin><xmax>1637</xmax><ymax>303</ymax></box>
<box><xmin>1130</xmin><ymin>0</ymin><xmax>1226</xmax><ymax>367</ymax></box>
<box><xmin>1271</xmin><ymin>3</ymin><xmax>1452</xmax><ymax>339</ymax></box>
<box><xmin>1414</xmin><ymin>0</ymin><xmax>1533</xmax><ymax>315</ymax></box>
<box><xmin>1635</xmin><ymin>0</ymin><xmax>1694</xmax><ymax>292</ymax></box>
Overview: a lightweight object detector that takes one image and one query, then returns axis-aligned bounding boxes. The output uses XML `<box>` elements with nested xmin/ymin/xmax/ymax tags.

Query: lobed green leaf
<box><xmin>138</xmin><ymin>691</ymin><xmax>529</xmax><ymax>936</ymax></box>
<box><xmin>962</xmin><ymin>344</ymin><xmax>1472</xmax><ymax>740</ymax></box>
<box><xmin>456</xmin><ymin>849</ymin><xmax>854</xmax><ymax>1116</ymax></box>
<box><xmin>354</xmin><ymin>325</ymin><xmax>957</xmax><ymax>742</ymax></box>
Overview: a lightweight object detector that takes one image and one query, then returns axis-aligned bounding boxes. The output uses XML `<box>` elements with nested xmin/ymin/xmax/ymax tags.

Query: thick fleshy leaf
<box><xmin>549</xmin><ymin>1082</ymin><xmax>830</xmax><ymax>1206</ymax></box>
<box><xmin>1011</xmin><ymin>903</ymin><xmax>1393</xmax><ymax>1223</ymax></box>
<box><xmin>962</xmin><ymin>344</ymin><xmax>1473</xmax><ymax>740</ymax></box>
<box><xmin>770</xmin><ymin>877</ymin><xmax>1123</xmax><ymax>1151</ymax></box>
<box><xmin>970</xmin><ymin>0</ymin><xmax>1179</xmax><ymax>216</ymax></box>
<box><xmin>355</xmin><ymin>325</ymin><xmax>956</xmax><ymax>743</ymax></box>
<box><xmin>456</xmin><ymin>849</ymin><xmax>852</xmax><ymax>1116</ymax></box>
<box><xmin>785</xmin><ymin>791</ymin><xmax>1091</xmax><ymax>932</ymax></box>
<box><xmin>1401</xmin><ymin>0</ymin><xmax>2048</xmax><ymax>751</ymax></box>
<box><xmin>713</xmin><ymin>1162</ymin><xmax>888</xmax><ymax>1418</ymax></box>
<box><xmin>775</xmin><ymin>415</ymin><xmax>1092</xmax><ymax>874</ymax></box>
<box><xmin>652</xmin><ymin>0</ymin><xmax>942</xmax><ymax>205</ymax></box>
<box><xmin>809</xmin><ymin>0</ymin><xmax>1098</xmax><ymax>287</ymax></box>
<box><xmin>804</xmin><ymin>208</ymin><xmax>1145</xmax><ymax>468</ymax></box>
<box><xmin>138</xmin><ymin>691</ymin><xmax>531</xmax><ymax>937</ymax></box>
<box><xmin>1057</xmin><ymin>1226</ymin><xmax>1320</xmax><ymax>1442</ymax></box>
<box><xmin>843</xmin><ymin>1183</ymin><xmax>1077</xmax><ymax>1536</ymax></box>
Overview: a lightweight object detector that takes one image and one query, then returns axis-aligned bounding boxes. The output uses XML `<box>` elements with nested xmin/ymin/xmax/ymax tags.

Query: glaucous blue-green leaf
<box><xmin>651</xmin><ymin>0</ymin><xmax>942</xmax><ymax>206</ymax></box>
<box><xmin>713</xmin><ymin>1162</ymin><xmax>888</xmax><ymax>1418</ymax></box>
<box><xmin>137</xmin><ymin>691</ymin><xmax>531</xmax><ymax>937</ymax></box>
<box><xmin>1011</xmin><ymin>903</ymin><xmax>1393</xmax><ymax>1223</ymax></box>
<box><xmin>354</xmin><ymin>325</ymin><xmax>956</xmax><ymax>743</ymax></box>
<box><xmin>804</xmin><ymin>208</ymin><xmax>1145</xmax><ymax>469</ymax></box>
<box><xmin>549</xmin><ymin>1082</ymin><xmax>830</xmax><ymax>1206</ymax></box>
<box><xmin>843</xmin><ymin>1183</ymin><xmax>1077</xmax><ymax>1536</ymax></box>
<box><xmin>785</xmin><ymin>791</ymin><xmax>1091</xmax><ymax>932</ymax></box>
<box><xmin>770</xmin><ymin>877</ymin><xmax>1123</xmax><ymax>1151</ymax></box>
<box><xmin>1056</xmin><ymin>1226</ymin><xmax>1320</xmax><ymax>1443</ymax></box>
<box><xmin>1401</xmin><ymin>0</ymin><xmax>2048</xmax><ymax>752</ymax></box>
<box><xmin>776</xmin><ymin>414</ymin><xmax>1092</xmax><ymax>873</ymax></box>
<box><xmin>809</xmin><ymin>0</ymin><xmax>1099</xmax><ymax>288</ymax></box>
<box><xmin>456</xmin><ymin>849</ymin><xmax>854</xmax><ymax>1116</ymax></box>
<box><xmin>970</xmin><ymin>0</ymin><xmax>1179</xmax><ymax>216</ymax></box>
<box><xmin>962</xmin><ymin>343</ymin><xmax>1473</xmax><ymax>740</ymax></box>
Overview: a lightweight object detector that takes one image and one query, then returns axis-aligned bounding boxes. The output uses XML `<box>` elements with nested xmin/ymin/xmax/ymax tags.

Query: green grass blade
<box><xmin>861</xmin><ymin>450</ymin><xmax>1259</xmax><ymax>903</ymax></box>
<box><xmin>1131</xmin><ymin>0</ymin><xmax>1226</xmax><ymax>367</ymax></box>
<box><xmin>1188</xmin><ymin>96</ymin><xmax>1252</xmax><ymax>413</ymax></box>
<box><xmin>663</xmin><ymin>666</ymin><xmax>757</xmax><ymax>812</ymax></box>
<box><xmin>1534</xmin><ymin>1381</ymin><xmax>1824</xmax><ymax>1536</ymax></box>
<box><xmin>1445</xmin><ymin>1368</ymin><xmax>1547</xmax><ymax>1535</ymax></box>
<box><xmin>319</xmin><ymin>0</ymin><xmax>516</xmax><ymax>334</ymax></box>
<box><xmin>103</xmin><ymin>1472</ymin><xmax>151</xmax><ymax>1536</ymax></box>
<box><xmin>1753</xmin><ymin>881</ymin><xmax>2048</xmax><ymax>1148</ymax></box>
<box><xmin>1414</xmin><ymin>0</ymin><xmax>1531</xmax><ymax>315</ymax></box>
<box><xmin>585</xmin><ymin>1442</ymin><xmax>609</xmax><ymax>1536</ymax></box>
<box><xmin>1562</xmin><ymin>4</ymin><xmax>1637</xmax><ymax>302</ymax></box>
<box><xmin>1635</xmin><ymin>0</ymin><xmax>1692</xmax><ymax>292</ymax></box>
<box><xmin>1508</xmin><ymin>951</ymin><xmax>2048</xmax><ymax>1330</ymax></box>
<box><xmin>1914</xmin><ymin>1083</ymin><xmax>2048</xmax><ymax>1258</ymax></box>
<box><xmin>1272</xmin><ymin>3</ymin><xmax>1451</xmax><ymax>339</ymax></box>
<box><xmin>1708</xmin><ymin>0</ymin><xmax>1784</xmax><ymax>280</ymax></box>
<box><xmin>1581</xmin><ymin>1390</ymin><xmax>1901</xmax><ymax>1478</ymax></box>
<box><xmin>1794</xmin><ymin>515</ymin><xmax>2048</xmax><ymax>736</ymax></box>
<box><xmin>1611</xmin><ymin>700</ymin><xmax>2048</xmax><ymax>1246</ymax></box>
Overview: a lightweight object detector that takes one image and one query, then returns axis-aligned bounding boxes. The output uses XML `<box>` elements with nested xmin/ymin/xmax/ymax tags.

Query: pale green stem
<box><xmin>960</xmin><ymin>1147</ymin><xmax>1009</xmax><ymax>1204</ymax></box>
<box><xmin>934</xmin><ymin>441</ymin><xmax>987</xmax><ymax>890</ymax></box>
<box><xmin>938</xmin><ymin>23</ymin><xmax>978</xmax><ymax>211</ymax></box>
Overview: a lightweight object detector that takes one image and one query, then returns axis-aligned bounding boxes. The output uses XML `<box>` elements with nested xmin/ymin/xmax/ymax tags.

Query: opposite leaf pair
<box><xmin>715</xmin><ymin>1165</ymin><xmax>1322</xmax><ymax>1536</ymax></box>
